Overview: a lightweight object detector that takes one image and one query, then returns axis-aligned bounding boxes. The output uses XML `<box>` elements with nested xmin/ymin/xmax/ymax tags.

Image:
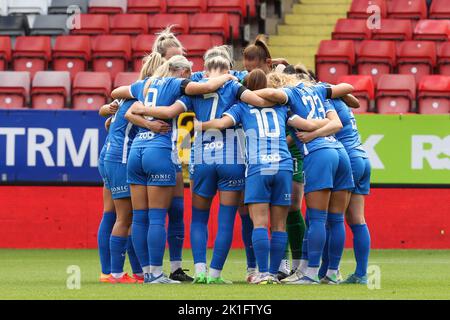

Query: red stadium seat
<box><xmin>247</xmin><ymin>0</ymin><xmax>257</xmax><ymax>18</ymax></box>
<box><xmin>189</xmin><ymin>13</ymin><xmax>231</xmax><ymax>42</ymax></box>
<box><xmin>437</xmin><ymin>42</ymin><xmax>450</xmax><ymax>75</ymax></box>
<box><xmin>397</xmin><ymin>41</ymin><xmax>436</xmax><ymax>84</ymax></box>
<box><xmin>88</xmin><ymin>0</ymin><xmax>127</xmax><ymax>14</ymax></box>
<box><xmin>356</xmin><ymin>40</ymin><xmax>396</xmax><ymax>84</ymax></box>
<box><xmin>53</xmin><ymin>35</ymin><xmax>91</xmax><ymax>80</ymax></box>
<box><xmin>72</xmin><ymin>72</ymin><xmax>111</xmax><ymax>110</ymax></box>
<box><xmin>0</xmin><ymin>36</ymin><xmax>11</xmax><ymax>71</ymax></box>
<box><xmin>114</xmin><ymin>72</ymin><xmax>140</xmax><ymax>88</ymax></box>
<box><xmin>208</xmin><ymin>0</ymin><xmax>247</xmax><ymax>17</ymax></box>
<box><xmin>414</xmin><ymin>20</ymin><xmax>450</xmax><ymax>41</ymax></box>
<box><xmin>348</xmin><ymin>0</ymin><xmax>387</xmax><ymax>19</ymax></box>
<box><xmin>31</xmin><ymin>71</ymin><xmax>70</xmax><ymax>110</ymax></box>
<box><xmin>190</xmin><ymin>57</ymin><xmax>204</xmax><ymax>72</ymax></box>
<box><xmin>429</xmin><ymin>0</ymin><xmax>450</xmax><ymax>19</ymax></box>
<box><xmin>178</xmin><ymin>35</ymin><xmax>213</xmax><ymax>57</ymax></box>
<box><xmin>376</xmin><ymin>74</ymin><xmax>416</xmax><ymax>113</ymax></box>
<box><xmin>148</xmin><ymin>14</ymin><xmax>189</xmax><ymax>34</ymax></box>
<box><xmin>315</xmin><ymin>40</ymin><xmax>355</xmax><ymax>84</ymax></box>
<box><xmin>332</xmin><ymin>19</ymin><xmax>371</xmax><ymax>41</ymax></box>
<box><xmin>0</xmin><ymin>71</ymin><xmax>30</xmax><ymax>109</ymax></box>
<box><xmin>12</xmin><ymin>36</ymin><xmax>51</xmax><ymax>78</ymax></box>
<box><xmin>70</xmin><ymin>14</ymin><xmax>109</xmax><ymax>35</ymax></box>
<box><xmin>92</xmin><ymin>35</ymin><xmax>132</xmax><ymax>79</ymax></box>
<box><xmin>167</xmin><ymin>0</ymin><xmax>207</xmax><ymax>13</ymax></box>
<box><xmin>418</xmin><ymin>75</ymin><xmax>450</xmax><ymax>114</ymax></box>
<box><xmin>337</xmin><ymin>75</ymin><xmax>375</xmax><ymax>113</ymax></box>
<box><xmin>387</xmin><ymin>0</ymin><xmax>427</xmax><ymax>20</ymax></box>
<box><xmin>110</xmin><ymin>14</ymin><xmax>148</xmax><ymax>35</ymax></box>
<box><xmin>371</xmin><ymin>19</ymin><xmax>412</xmax><ymax>41</ymax></box>
<box><xmin>127</xmin><ymin>0</ymin><xmax>167</xmax><ymax>14</ymax></box>
<box><xmin>132</xmin><ymin>34</ymin><xmax>157</xmax><ymax>72</ymax></box>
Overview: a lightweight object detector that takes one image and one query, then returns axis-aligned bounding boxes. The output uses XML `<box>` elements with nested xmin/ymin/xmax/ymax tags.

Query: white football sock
<box><xmin>247</xmin><ymin>267</ymin><xmax>257</xmax><ymax>274</ymax></box>
<box><xmin>209</xmin><ymin>268</ymin><xmax>221</xmax><ymax>278</ymax></box>
<box><xmin>150</xmin><ymin>266</ymin><xmax>163</xmax><ymax>277</ymax></box>
<box><xmin>326</xmin><ymin>269</ymin><xmax>338</xmax><ymax>278</ymax></box>
<box><xmin>142</xmin><ymin>266</ymin><xmax>151</xmax><ymax>274</ymax></box>
<box><xmin>194</xmin><ymin>263</ymin><xmax>207</xmax><ymax>275</ymax></box>
<box><xmin>111</xmin><ymin>272</ymin><xmax>125</xmax><ymax>279</ymax></box>
<box><xmin>170</xmin><ymin>261</ymin><xmax>182</xmax><ymax>273</ymax></box>
<box><xmin>305</xmin><ymin>267</ymin><xmax>319</xmax><ymax>279</ymax></box>
<box><xmin>299</xmin><ymin>259</ymin><xmax>308</xmax><ymax>274</ymax></box>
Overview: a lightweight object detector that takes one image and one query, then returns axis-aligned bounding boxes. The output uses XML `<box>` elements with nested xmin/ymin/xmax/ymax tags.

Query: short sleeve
<box><xmin>129</xmin><ymin>80</ymin><xmax>144</xmax><ymax>100</ymax></box>
<box><xmin>223</xmin><ymin>103</ymin><xmax>242</xmax><ymax>126</ymax></box>
<box><xmin>191</xmin><ymin>72</ymin><xmax>204</xmax><ymax>82</ymax></box>
<box><xmin>324</xmin><ymin>99</ymin><xmax>336</xmax><ymax>114</ymax></box>
<box><xmin>180</xmin><ymin>79</ymin><xmax>191</xmax><ymax>95</ymax></box>
<box><xmin>177</xmin><ymin>95</ymin><xmax>193</xmax><ymax>112</ymax></box>
<box><xmin>282</xmin><ymin>88</ymin><xmax>293</xmax><ymax>105</ymax></box>
<box><xmin>315</xmin><ymin>84</ymin><xmax>332</xmax><ymax>101</ymax></box>
<box><xmin>231</xmin><ymin>81</ymin><xmax>247</xmax><ymax>100</ymax></box>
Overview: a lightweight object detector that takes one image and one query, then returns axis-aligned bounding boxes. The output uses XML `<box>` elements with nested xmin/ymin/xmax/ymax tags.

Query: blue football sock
<box><xmin>190</xmin><ymin>207</ymin><xmax>210</xmax><ymax>265</ymax></box>
<box><xmin>319</xmin><ymin>225</ymin><xmax>330</xmax><ymax>279</ymax></box>
<box><xmin>148</xmin><ymin>208</ymin><xmax>167</xmax><ymax>267</ymax></box>
<box><xmin>210</xmin><ymin>204</ymin><xmax>237</xmax><ymax>271</ymax></box>
<box><xmin>307</xmin><ymin>208</ymin><xmax>328</xmax><ymax>268</ymax></box>
<box><xmin>252</xmin><ymin>227</ymin><xmax>270</xmax><ymax>273</ymax></box>
<box><xmin>127</xmin><ymin>236</ymin><xmax>142</xmax><ymax>274</ymax></box>
<box><xmin>240</xmin><ymin>213</ymin><xmax>256</xmax><ymax>269</ymax></box>
<box><xmin>301</xmin><ymin>211</ymin><xmax>309</xmax><ymax>260</ymax></box>
<box><xmin>350</xmin><ymin>224</ymin><xmax>371</xmax><ymax>277</ymax></box>
<box><xmin>110</xmin><ymin>235</ymin><xmax>128</xmax><ymax>274</ymax></box>
<box><xmin>131</xmin><ymin>209</ymin><xmax>149</xmax><ymax>269</ymax></box>
<box><xmin>327</xmin><ymin>213</ymin><xmax>346</xmax><ymax>271</ymax></box>
<box><xmin>97</xmin><ymin>211</ymin><xmax>116</xmax><ymax>274</ymax></box>
<box><xmin>269</xmin><ymin>231</ymin><xmax>288</xmax><ymax>275</ymax></box>
<box><xmin>168</xmin><ymin>197</ymin><xmax>185</xmax><ymax>262</ymax></box>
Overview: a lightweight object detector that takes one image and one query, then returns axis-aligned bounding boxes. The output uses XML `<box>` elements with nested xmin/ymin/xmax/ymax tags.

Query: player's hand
<box><xmin>108</xmin><ymin>100</ymin><xmax>119</xmax><ymax>114</ymax></box>
<box><xmin>132</xmin><ymin>105</ymin><xmax>148</xmax><ymax>115</ymax></box>
<box><xmin>193</xmin><ymin>119</ymin><xmax>202</xmax><ymax>132</ymax></box>
<box><xmin>104</xmin><ymin>117</ymin><xmax>112</xmax><ymax>132</ymax></box>
<box><xmin>146</xmin><ymin>120</ymin><xmax>170</xmax><ymax>133</ymax></box>
<box><xmin>296</xmin><ymin>131</ymin><xmax>316</xmax><ymax>143</ymax></box>
<box><xmin>225</xmin><ymin>73</ymin><xmax>239</xmax><ymax>82</ymax></box>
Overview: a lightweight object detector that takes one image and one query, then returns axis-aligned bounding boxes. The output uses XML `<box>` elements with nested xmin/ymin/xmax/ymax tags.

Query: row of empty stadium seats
<box><xmin>0</xmin><ymin>34</ymin><xmax>220</xmax><ymax>78</ymax></box>
<box><xmin>333</xmin><ymin>19</ymin><xmax>449</xmax><ymax>42</ymax></box>
<box><xmin>0</xmin><ymin>13</ymin><xmax>240</xmax><ymax>40</ymax></box>
<box><xmin>0</xmin><ymin>71</ymin><xmax>139</xmax><ymax>110</ymax></box>
<box><xmin>316</xmin><ymin>40</ymin><xmax>450</xmax><ymax>84</ymax></box>
<box><xmin>339</xmin><ymin>74</ymin><xmax>449</xmax><ymax>114</ymax></box>
<box><xmin>0</xmin><ymin>71</ymin><xmax>448</xmax><ymax>114</ymax></box>
<box><xmin>348</xmin><ymin>0</ymin><xmax>449</xmax><ymax>20</ymax></box>
<box><xmin>0</xmin><ymin>0</ymin><xmax>257</xmax><ymax>17</ymax></box>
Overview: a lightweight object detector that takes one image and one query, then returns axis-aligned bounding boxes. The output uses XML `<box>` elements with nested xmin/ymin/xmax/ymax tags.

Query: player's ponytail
<box><xmin>153</xmin><ymin>55</ymin><xmax>193</xmax><ymax>78</ymax></box>
<box><xmin>204</xmin><ymin>45</ymin><xmax>234</xmax><ymax>68</ymax></box>
<box><xmin>243</xmin><ymin>34</ymin><xmax>272</xmax><ymax>63</ymax></box>
<box><xmin>152</xmin><ymin>25</ymin><xmax>184</xmax><ymax>58</ymax></box>
<box><xmin>139</xmin><ymin>52</ymin><xmax>165</xmax><ymax>80</ymax></box>
<box><xmin>244</xmin><ymin>69</ymin><xmax>267</xmax><ymax>91</ymax></box>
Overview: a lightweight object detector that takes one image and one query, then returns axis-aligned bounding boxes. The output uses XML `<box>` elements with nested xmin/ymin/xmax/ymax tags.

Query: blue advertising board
<box><xmin>0</xmin><ymin>110</ymin><xmax>107</xmax><ymax>183</ymax></box>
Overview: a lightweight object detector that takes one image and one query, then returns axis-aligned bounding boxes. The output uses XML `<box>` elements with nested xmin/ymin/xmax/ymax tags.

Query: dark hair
<box><xmin>243</xmin><ymin>35</ymin><xmax>272</xmax><ymax>62</ymax></box>
<box><xmin>244</xmin><ymin>69</ymin><xmax>267</xmax><ymax>91</ymax></box>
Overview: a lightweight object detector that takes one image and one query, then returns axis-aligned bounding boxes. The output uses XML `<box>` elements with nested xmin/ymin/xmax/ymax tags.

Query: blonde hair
<box><xmin>267</xmin><ymin>72</ymin><xmax>300</xmax><ymax>89</ymax></box>
<box><xmin>139</xmin><ymin>52</ymin><xmax>165</xmax><ymax>80</ymax></box>
<box><xmin>152</xmin><ymin>55</ymin><xmax>193</xmax><ymax>78</ymax></box>
<box><xmin>204</xmin><ymin>45</ymin><xmax>234</xmax><ymax>68</ymax></box>
<box><xmin>152</xmin><ymin>26</ymin><xmax>184</xmax><ymax>58</ymax></box>
<box><xmin>204</xmin><ymin>56</ymin><xmax>231</xmax><ymax>72</ymax></box>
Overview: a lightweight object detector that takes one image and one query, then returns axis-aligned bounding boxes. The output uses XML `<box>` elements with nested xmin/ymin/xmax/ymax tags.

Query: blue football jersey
<box><xmin>129</xmin><ymin>77</ymin><xmax>190</xmax><ymax>150</ymax></box>
<box><xmin>99</xmin><ymin>134</ymin><xmax>108</xmax><ymax>163</ymax></box>
<box><xmin>179</xmin><ymin>79</ymin><xmax>247</xmax><ymax>164</ymax></box>
<box><xmin>104</xmin><ymin>99</ymin><xmax>139</xmax><ymax>164</ymax></box>
<box><xmin>224</xmin><ymin>102</ymin><xmax>293</xmax><ymax>177</ymax></box>
<box><xmin>284</xmin><ymin>83</ymin><xmax>343</xmax><ymax>156</ymax></box>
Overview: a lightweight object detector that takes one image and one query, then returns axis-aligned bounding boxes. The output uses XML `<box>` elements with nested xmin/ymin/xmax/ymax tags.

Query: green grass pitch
<box><xmin>1</xmin><ymin>249</ymin><xmax>449</xmax><ymax>300</ymax></box>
